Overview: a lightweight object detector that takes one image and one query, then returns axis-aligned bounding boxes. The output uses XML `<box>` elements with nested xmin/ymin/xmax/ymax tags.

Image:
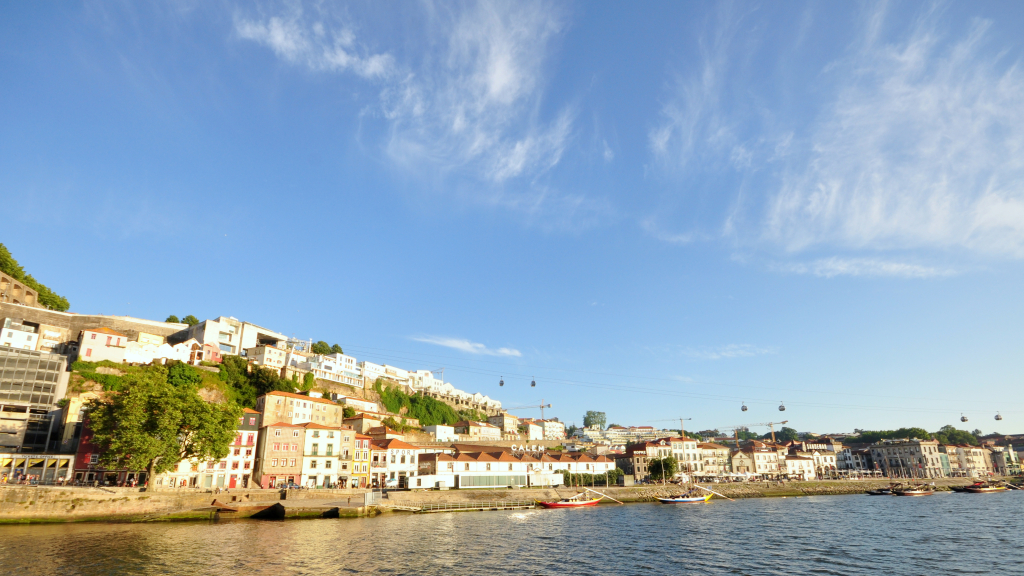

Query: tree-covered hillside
<box><xmin>0</xmin><ymin>242</ymin><xmax>70</xmax><ymax>311</ymax></box>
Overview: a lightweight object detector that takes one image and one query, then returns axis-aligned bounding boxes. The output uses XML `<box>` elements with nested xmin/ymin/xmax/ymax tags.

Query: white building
<box><xmin>302</xmin><ymin>353</ymin><xmax>362</xmax><ymax>388</ymax></box>
<box><xmin>299</xmin><ymin>424</ymin><xmax>343</xmax><ymax>488</ymax></box>
<box><xmin>424</xmin><ymin>425</ymin><xmax>458</xmax><ymax>442</ymax></box>
<box><xmin>488</xmin><ymin>412</ymin><xmax>520</xmax><ymax>435</ymax></box>
<box><xmin>520</xmin><ymin>420</ymin><xmax>544</xmax><ymax>441</ymax></box>
<box><xmin>785</xmin><ymin>456</ymin><xmax>816</xmax><ymax>480</ymax></box>
<box><xmin>539</xmin><ymin>420</ymin><xmax>566</xmax><ymax>441</ymax></box>
<box><xmin>182</xmin><ymin>316</ymin><xmax>287</xmax><ymax>357</ymax></box>
<box><xmin>77</xmin><ymin>327</ymin><xmax>127</xmax><ymax>363</ymax></box>
<box><xmin>246</xmin><ymin>345</ymin><xmax>288</xmax><ymax>371</ymax></box>
<box><xmin>379</xmin><ymin>438</ymin><xmax>420</xmax><ymax>487</ymax></box>
<box><xmin>1</xmin><ymin>318</ymin><xmax>39</xmax><ymax>350</ymax></box>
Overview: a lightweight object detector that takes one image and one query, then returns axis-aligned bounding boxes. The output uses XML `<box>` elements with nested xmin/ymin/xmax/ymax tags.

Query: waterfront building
<box><xmin>369</xmin><ymin>441</ymin><xmax>387</xmax><ymax>487</ymax></box>
<box><xmin>351</xmin><ymin>433</ymin><xmax>371</xmax><ymax>488</ymax></box>
<box><xmin>253</xmin><ymin>422</ymin><xmax>304</xmax><ymax>488</ymax></box>
<box><xmin>784</xmin><ymin>456</ymin><xmax>816</xmax><ymax>480</ymax></box>
<box><xmin>697</xmin><ymin>443</ymin><xmax>731</xmax><ymax>476</ymax></box>
<box><xmin>665</xmin><ymin>437</ymin><xmax>702</xmax><ymax>476</ymax></box>
<box><xmin>455</xmin><ymin>420</ymin><xmax>502</xmax><ymax>441</ymax></box>
<box><xmin>545</xmin><ymin>451</ymin><xmax>616</xmax><ymax>475</ymax></box>
<box><xmin>868</xmin><ymin>439</ymin><xmax>944</xmax><ymax>478</ymax></box>
<box><xmin>0</xmin><ymin>344</ymin><xmax>70</xmax><ymax>452</ymax></box>
<box><xmin>379</xmin><ymin>438</ymin><xmax>420</xmax><ymax>487</ymax></box>
<box><xmin>730</xmin><ymin>450</ymin><xmax>753</xmax><ymax>474</ymax></box>
<box><xmin>415</xmin><ymin>450</ymin><xmax>563</xmax><ymax>489</ymax></box>
<box><xmin>299</xmin><ymin>423</ymin><xmax>348</xmax><ymax>488</ymax></box>
<box><xmin>73</xmin><ymin>419</ymin><xmax>145</xmax><ymax>486</ymax></box>
<box><xmin>0</xmin><ymin>451</ymin><xmax>74</xmax><ymax>483</ymax></box>
<box><xmin>948</xmin><ymin>445</ymin><xmax>992</xmax><ymax>477</ymax></box>
<box><xmin>256</xmin><ymin>391</ymin><xmax>344</xmax><ymax>427</ymax></box>
<box><xmin>989</xmin><ymin>445</ymin><xmax>1021</xmax><ymax>476</ymax></box>
<box><xmin>743</xmin><ymin>446</ymin><xmax>782</xmax><ymax>478</ymax></box>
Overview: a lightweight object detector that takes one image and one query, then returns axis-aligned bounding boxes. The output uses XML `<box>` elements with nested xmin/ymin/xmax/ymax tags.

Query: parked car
<box><xmin>384</xmin><ymin>478</ymin><xmax>399</xmax><ymax>488</ymax></box>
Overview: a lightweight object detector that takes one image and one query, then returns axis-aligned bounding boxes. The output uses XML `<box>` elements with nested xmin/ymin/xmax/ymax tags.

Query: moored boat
<box><xmin>657</xmin><ymin>493</ymin><xmax>713</xmax><ymax>504</ymax></box>
<box><xmin>892</xmin><ymin>485</ymin><xmax>934</xmax><ymax>496</ymax></box>
<box><xmin>964</xmin><ymin>484</ymin><xmax>1008</xmax><ymax>494</ymax></box>
<box><xmin>538</xmin><ymin>492</ymin><xmax>603</xmax><ymax>508</ymax></box>
<box><xmin>865</xmin><ymin>488</ymin><xmax>892</xmax><ymax>496</ymax></box>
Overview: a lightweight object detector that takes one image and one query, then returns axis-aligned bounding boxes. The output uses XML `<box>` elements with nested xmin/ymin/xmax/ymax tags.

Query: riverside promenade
<box><xmin>0</xmin><ymin>478</ymin><xmax>996</xmax><ymax>524</ymax></box>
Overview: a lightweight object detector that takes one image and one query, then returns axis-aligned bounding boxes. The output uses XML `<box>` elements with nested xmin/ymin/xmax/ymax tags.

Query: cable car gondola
<box><xmin>531</xmin><ymin>378</ymin><xmax>536</xmax><ymax>388</ymax></box>
<box><xmin>741</xmin><ymin>402</ymin><xmax>748</xmax><ymax>412</ymax></box>
<box><xmin>995</xmin><ymin>412</ymin><xmax>1003</xmax><ymax>421</ymax></box>
<box><xmin>779</xmin><ymin>401</ymin><xmax>786</xmax><ymax>412</ymax></box>
<box><xmin>499</xmin><ymin>377</ymin><xmax>504</xmax><ymax>387</ymax></box>
<box><xmin>961</xmin><ymin>413</ymin><xmax>968</xmax><ymax>423</ymax></box>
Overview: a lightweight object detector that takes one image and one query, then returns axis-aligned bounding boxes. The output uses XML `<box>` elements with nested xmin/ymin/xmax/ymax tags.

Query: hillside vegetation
<box><xmin>0</xmin><ymin>242</ymin><xmax>70</xmax><ymax>311</ymax></box>
<box><xmin>373</xmin><ymin>379</ymin><xmax>487</xmax><ymax>427</ymax></box>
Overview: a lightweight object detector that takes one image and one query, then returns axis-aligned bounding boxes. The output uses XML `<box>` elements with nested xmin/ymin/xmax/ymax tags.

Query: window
<box><xmin>344</xmin><ymin>436</ymin><xmax>350</xmax><ymax>442</ymax></box>
<box><xmin>401</xmin><ymin>455</ymin><xmax>406</xmax><ymax>464</ymax></box>
<box><xmin>246</xmin><ymin>434</ymin><xmax>254</xmax><ymax>445</ymax></box>
<box><xmin>328</xmin><ymin>431</ymin><xmax>335</xmax><ymax>439</ymax></box>
<box><xmin>238</xmin><ymin>417</ymin><xmax>244</xmax><ymax>425</ymax></box>
<box><xmin>91</xmin><ymin>333</ymin><xmax>96</xmax><ymax>340</ymax></box>
<box><xmin>231</xmin><ymin>461</ymin><xmax>239</xmax><ymax>470</ymax></box>
<box><xmin>234</xmin><ymin>448</ymin><xmax>241</xmax><ymax>456</ymax></box>
<box><xmin>289</xmin><ymin>459</ymin><xmax>296</xmax><ymax>467</ymax></box>
<box><xmin>89</xmin><ymin>454</ymin><xmax>98</xmax><ymax>464</ymax></box>
<box><xmin>325</xmin><ymin>460</ymin><xmax>332</xmax><ymax>469</ymax></box>
<box><xmin>326</xmin><ymin>445</ymin><xmax>333</xmax><ymax>456</ymax></box>
<box><xmin>246</xmin><ymin>449</ymin><xmax>252</xmax><ymax>457</ymax></box>
<box><xmin>312</xmin><ymin>444</ymin><xmax>319</xmax><ymax>455</ymax></box>
<box><xmin>465</xmin><ymin>463</ymin><xmax>470</xmax><ymax>471</ymax></box>
<box><xmin>85</xmin><ymin>348</ymin><xmax>92</xmax><ymax>357</ymax></box>
<box><xmin>313</xmin><ymin>431</ymin><xmax>320</xmax><ymax>438</ymax></box>
<box><xmin>249</xmin><ymin>417</ymin><xmax>256</xmax><ymax>426</ymax></box>
<box><xmin>391</xmin><ymin>455</ymin><xmax>396</xmax><ymax>464</ymax></box>
<box><xmin>273</xmin><ymin>443</ymin><xmax>280</xmax><ymax>451</ymax></box>
<box><xmin>244</xmin><ymin>461</ymin><xmax>251</xmax><ymax>469</ymax></box>
<box><xmin>275</xmin><ymin>429</ymin><xmax>281</xmax><ymax>437</ymax></box>
<box><xmin>293</xmin><ymin>430</ymin><xmax>299</xmax><ymax>437</ymax></box>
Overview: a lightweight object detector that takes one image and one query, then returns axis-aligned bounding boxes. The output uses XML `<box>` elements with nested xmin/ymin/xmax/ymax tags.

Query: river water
<box><xmin>2</xmin><ymin>492</ymin><xmax>1021</xmax><ymax>575</ymax></box>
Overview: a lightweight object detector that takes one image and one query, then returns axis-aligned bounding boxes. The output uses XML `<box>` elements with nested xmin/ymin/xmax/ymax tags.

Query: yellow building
<box><xmin>352</xmin><ymin>433</ymin><xmax>371</xmax><ymax>488</ymax></box>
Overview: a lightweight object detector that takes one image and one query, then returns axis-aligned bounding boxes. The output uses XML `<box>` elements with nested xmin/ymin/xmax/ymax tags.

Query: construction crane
<box><xmin>717</xmin><ymin>421</ymin><xmax>790</xmax><ymax>444</ymax></box>
<box><xmin>431</xmin><ymin>368</ymin><xmax>445</xmax><ymax>383</ymax></box>
<box><xmin>649</xmin><ymin>417</ymin><xmax>693</xmax><ymax>436</ymax></box>
<box><xmin>506</xmin><ymin>400</ymin><xmax>553</xmax><ymax>420</ymax></box>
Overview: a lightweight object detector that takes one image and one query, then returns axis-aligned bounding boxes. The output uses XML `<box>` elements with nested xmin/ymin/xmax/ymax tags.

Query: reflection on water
<box><xmin>2</xmin><ymin>493</ymin><xmax>1022</xmax><ymax>575</ymax></box>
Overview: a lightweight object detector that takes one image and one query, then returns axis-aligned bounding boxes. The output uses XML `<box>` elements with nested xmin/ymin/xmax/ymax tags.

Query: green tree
<box><xmin>181</xmin><ymin>315</ymin><xmax>200</xmax><ymax>326</ymax></box>
<box><xmin>763</xmin><ymin>427</ymin><xmax>800</xmax><ymax>442</ymax></box>
<box><xmin>167</xmin><ymin>362</ymin><xmax>202</xmax><ymax>388</ymax></box>
<box><xmin>302</xmin><ymin>372</ymin><xmax>317</xmax><ymax>392</ymax></box>
<box><xmin>0</xmin><ymin>243</ymin><xmax>70</xmax><ymax>311</ymax></box>
<box><xmin>165</xmin><ymin>315</ymin><xmax>180</xmax><ymax>323</ymax></box>
<box><xmin>86</xmin><ymin>368</ymin><xmax>240</xmax><ymax>483</ymax></box>
<box><xmin>311</xmin><ymin>341</ymin><xmax>331</xmax><ymax>355</ymax></box>
<box><xmin>343</xmin><ymin>406</ymin><xmax>356</xmax><ymax>419</ymax></box>
<box><xmin>649</xmin><ymin>457</ymin><xmax>678</xmax><ymax>481</ymax></box>
<box><xmin>583</xmin><ymin>411</ymin><xmax>606</xmax><ymax>429</ymax></box>
<box><xmin>933</xmin><ymin>425</ymin><xmax>978</xmax><ymax>446</ymax></box>
<box><xmin>330</xmin><ymin>344</ymin><xmax>344</xmax><ymax>354</ymax></box>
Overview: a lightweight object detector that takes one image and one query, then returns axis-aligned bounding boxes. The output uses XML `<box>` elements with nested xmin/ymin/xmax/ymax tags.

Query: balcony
<box><xmin>371</xmin><ymin>462</ymin><xmax>387</xmax><ymax>469</ymax></box>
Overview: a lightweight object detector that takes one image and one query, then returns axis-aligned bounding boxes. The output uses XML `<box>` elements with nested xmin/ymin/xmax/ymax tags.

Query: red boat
<box><xmin>538</xmin><ymin>493</ymin><xmax>603</xmax><ymax>509</ymax></box>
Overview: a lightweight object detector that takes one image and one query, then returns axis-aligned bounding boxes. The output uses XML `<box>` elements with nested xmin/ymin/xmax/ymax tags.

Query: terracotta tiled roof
<box><xmin>378</xmin><ymin>438</ymin><xmax>416</xmax><ymax>450</ymax></box>
<box><xmin>242</xmin><ymin>408</ymin><xmax>260</xmax><ymax>414</ymax></box>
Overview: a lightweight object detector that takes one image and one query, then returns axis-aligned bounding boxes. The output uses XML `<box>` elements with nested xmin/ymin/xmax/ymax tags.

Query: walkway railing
<box><xmin>416</xmin><ymin>500</ymin><xmax>537</xmax><ymax>512</ymax></box>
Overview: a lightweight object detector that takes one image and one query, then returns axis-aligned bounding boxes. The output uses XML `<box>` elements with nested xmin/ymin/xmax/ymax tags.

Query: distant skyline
<box><xmin>2</xmin><ymin>1</ymin><xmax>1022</xmax><ymax>435</ymax></box>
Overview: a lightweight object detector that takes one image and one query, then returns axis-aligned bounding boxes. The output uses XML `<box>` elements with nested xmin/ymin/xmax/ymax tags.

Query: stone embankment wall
<box><xmin>1</xmin><ymin>479</ymin><xmax>996</xmax><ymax>523</ymax></box>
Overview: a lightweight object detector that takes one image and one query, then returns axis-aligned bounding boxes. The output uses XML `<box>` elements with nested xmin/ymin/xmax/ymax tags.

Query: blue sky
<box><xmin>3</xmin><ymin>1</ymin><xmax>1023</xmax><ymax>435</ymax></box>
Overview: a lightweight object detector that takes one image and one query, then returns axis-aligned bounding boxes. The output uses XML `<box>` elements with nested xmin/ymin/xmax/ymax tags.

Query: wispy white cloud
<box><xmin>681</xmin><ymin>344</ymin><xmax>777</xmax><ymax>361</ymax></box>
<box><xmin>766</xmin><ymin>11</ymin><xmax>1024</xmax><ymax>257</ymax></box>
<box><xmin>234</xmin><ymin>8</ymin><xmax>394</xmax><ymax>78</ymax></box>
<box><xmin>777</xmin><ymin>257</ymin><xmax>956</xmax><ymax>279</ymax></box>
<box><xmin>412</xmin><ymin>335</ymin><xmax>522</xmax><ymax>357</ymax></box>
<box><xmin>381</xmin><ymin>1</ymin><xmax>573</xmax><ymax>186</ymax></box>
<box><xmin>235</xmin><ymin>1</ymin><xmax>590</xmax><ymax>228</ymax></box>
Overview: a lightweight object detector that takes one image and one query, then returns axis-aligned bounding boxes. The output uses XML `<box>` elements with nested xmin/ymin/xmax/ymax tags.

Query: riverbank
<box><xmin>1</xmin><ymin>478</ymin><xmax>1010</xmax><ymax>524</ymax></box>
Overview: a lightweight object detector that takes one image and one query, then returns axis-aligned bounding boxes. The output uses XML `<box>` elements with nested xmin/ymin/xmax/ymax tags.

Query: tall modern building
<box><xmin>0</xmin><ymin>344</ymin><xmax>70</xmax><ymax>452</ymax></box>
